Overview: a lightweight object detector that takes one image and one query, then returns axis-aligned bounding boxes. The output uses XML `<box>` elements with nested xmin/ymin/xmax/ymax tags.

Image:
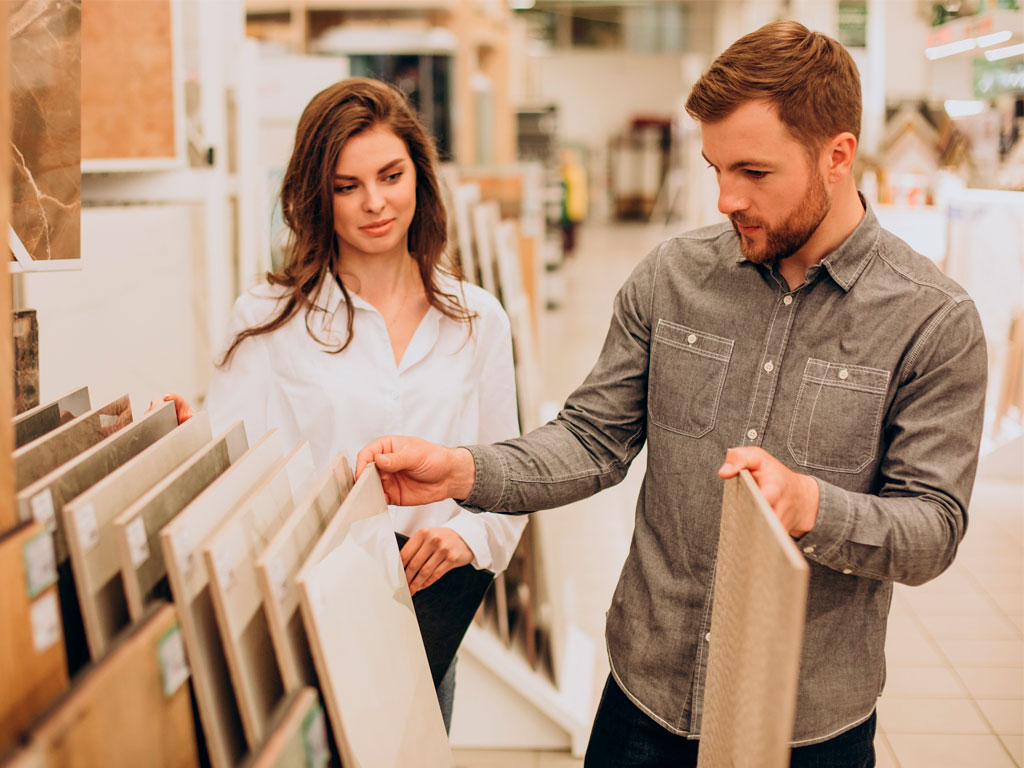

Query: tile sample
<box><xmin>13</xmin><ymin>309</ymin><xmax>39</xmax><ymax>413</ymax></box>
<box><xmin>240</xmin><ymin>688</ymin><xmax>336</xmax><ymax>768</ymax></box>
<box><xmin>160</xmin><ymin>430</ymin><xmax>284</xmax><ymax>768</ymax></box>
<box><xmin>114</xmin><ymin>421</ymin><xmax>248</xmax><ymax>622</ymax></box>
<box><xmin>0</xmin><ymin>521</ymin><xmax>68</xmax><ymax>755</ymax></box>
<box><xmin>297</xmin><ymin>465</ymin><xmax>454</xmax><ymax>768</ymax></box>
<box><xmin>204</xmin><ymin>442</ymin><xmax>316</xmax><ymax>747</ymax></box>
<box><xmin>9</xmin><ymin>0</ymin><xmax>81</xmax><ymax>263</ymax></box>
<box><xmin>62</xmin><ymin>411</ymin><xmax>212</xmax><ymax>660</ymax></box>
<box><xmin>15</xmin><ymin>402</ymin><xmax>175</xmax><ymax>675</ymax></box>
<box><xmin>697</xmin><ymin>471</ymin><xmax>809</xmax><ymax>768</ymax></box>
<box><xmin>257</xmin><ymin>452</ymin><xmax>354</xmax><ymax>692</ymax></box>
<box><xmin>13</xmin><ymin>394</ymin><xmax>130</xmax><ymax>492</ymax></box>
<box><xmin>14</xmin><ymin>386</ymin><xmax>90</xmax><ymax>449</ymax></box>
<box><xmin>23</xmin><ymin>602</ymin><xmax>200</xmax><ymax>768</ymax></box>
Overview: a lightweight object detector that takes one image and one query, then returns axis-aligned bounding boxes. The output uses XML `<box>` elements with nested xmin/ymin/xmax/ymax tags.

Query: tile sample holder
<box><xmin>113</xmin><ymin>421</ymin><xmax>248</xmax><ymax>622</ymax></box>
<box><xmin>160</xmin><ymin>430</ymin><xmax>284</xmax><ymax>768</ymax></box>
<box><xmin>0</xmin><ymin>522</ymin><xmax>68</xmax><ymax>756</ymax></box>
<box><xmin>203</xmin><ymin>442</ymin><xmax>316</xmax><ymax>748</ymax></box>
<box><xmin>256</xmin><ymin>452</ymin><xmax>354</xmax><ymax>692</ymax></box>
<box><xmin>22</xmin><ymin>602</ymin><xmax>200</xmax><ymax>768</ymax></box>
<box><xmin>13</xmin><ymin>394</ymin><xmax>131</xmax><ymax>493</ymax></box>
<box><xmin>239</xmin><ymin>687</ymin><xmax>334</xmax><ymax>768</ymax></box>
<box><xmin>13</xmin><ymin>386</ymin><xmax>90</xmax><ymax>449</ymax></box>
<box><xmin>452</xmin><ymin>182</ymin><xmax>481</xmax><ymax>287</ymax></box>
<box><xmin>471</xmin><ymin>200</ymin><xmax>501</xmax><ymax>297</ymax></box>
<box><xmin>296</xmin><ymin>465</ymin><xmax>453</xmax><ymax>768</ymax></box>
<box><xmin>14</xmin><ymin>403</ymin><xmax>177</xmax><ymax>675</ymax></box>
<box><xmin>62</xmin><ymin>411</ymin><xmax>213</xmax><ymax>660</ymax></box>
<box><xmin>696</xmin><ymin>470</ymin><xmax>809</xmax><ymax>768</ymax></box>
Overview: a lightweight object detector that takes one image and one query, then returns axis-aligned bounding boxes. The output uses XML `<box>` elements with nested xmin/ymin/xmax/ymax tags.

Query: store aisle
<box><xmin>454</xmin><ymin>222</ymin><xmax>1023</xmax><ymax>768</ymax></box>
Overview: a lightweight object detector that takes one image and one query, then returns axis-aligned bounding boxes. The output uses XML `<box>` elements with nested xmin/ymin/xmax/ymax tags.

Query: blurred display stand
<box><xmin>608</xmin><ymin>116</ymin><xmax>671</xmax><ymax>221</ymax></box>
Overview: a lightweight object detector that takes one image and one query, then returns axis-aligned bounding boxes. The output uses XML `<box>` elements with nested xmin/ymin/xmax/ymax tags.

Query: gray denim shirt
<box><xmin>461</xmin><ymin>201</ymin><xmax>987</xmax><ymax>745</ymax></box>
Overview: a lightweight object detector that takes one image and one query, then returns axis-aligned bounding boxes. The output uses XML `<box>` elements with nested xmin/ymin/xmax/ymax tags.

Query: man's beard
<box><xmin>731</xmin><ymin>172</ymin><xmax>830</xmax><ymax>266</ymax></box>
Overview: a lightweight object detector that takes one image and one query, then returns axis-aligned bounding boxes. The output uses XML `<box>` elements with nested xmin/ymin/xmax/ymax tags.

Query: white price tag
<box><xmin>23</xmin><ymin>531</ymin><xmax>57</xmax><ymax>598</ymax></box>
<box><xmin>74</xmin><ymin>503</ymin><xmax>100</xmax><ymax>552</ymax></box>
<box><xmin>30</xmin><ymin>592</ymin><xmax>61</xmax><ymax>653</ymax></box>
<box><xmin>157</xmin><ymin>624</ymin><xmax>190</xmax><ymax>697</ymax></box>
<box><xmin>302</xmin><ymin>703</ymin><xmax>330</xmax><ymax>768</ymax></box>
<box><xmin>30</xmin><ymin>488</ymin><xmax>55</xmax><ymax>526</ymax></box>
<box><xmin>126</xmin><ymin>518</ymin><xmax>150</xmax><ymax>568</ymax></box>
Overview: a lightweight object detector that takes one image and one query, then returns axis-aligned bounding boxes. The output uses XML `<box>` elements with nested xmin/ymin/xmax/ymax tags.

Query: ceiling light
<box><xmin>944</xmin><ymin>99</ymin><xmax>986</xmax><ymax>118</ymax></box>
<box><xmin>925</xmin><ymin>38</ymin><xmax>977</xmax><ymax>60</ymax></box>
<box><xmin>976</xmin><ymin>31</ymin><xmax>1013</xmax><ymax>48</ymax></box>
<box><xmin>985</xmin><ymin>42</ymin><xmax>1024</xmax><ymax>61</ymax></box>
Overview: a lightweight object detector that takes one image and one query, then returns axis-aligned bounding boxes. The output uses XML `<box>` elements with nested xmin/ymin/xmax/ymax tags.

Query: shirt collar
<box><xmin>734</xmin><ymin>192</ymin><xmax>880</xmax><ymax>293</ymax></box>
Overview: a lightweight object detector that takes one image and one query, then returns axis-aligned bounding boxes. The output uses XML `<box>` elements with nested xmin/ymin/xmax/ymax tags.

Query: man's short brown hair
<box><xmin>685</xmin><ymin>21</ymin><xmax>861</xmax><ymax>152</ymax></box>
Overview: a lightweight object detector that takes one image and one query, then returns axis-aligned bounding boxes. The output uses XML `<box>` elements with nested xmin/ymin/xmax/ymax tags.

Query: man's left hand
<box><xmin>718</xmin><ymin>447</ymin><xmax>820</xmax><ymax>538</ymax></box>
<box><xmin>400</xmin><ymin>527</ymin><xmax>474</xmax><ymax>595</ymax></box>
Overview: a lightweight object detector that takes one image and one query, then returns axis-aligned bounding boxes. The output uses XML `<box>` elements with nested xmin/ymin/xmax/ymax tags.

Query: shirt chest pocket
<box><xmin>649</xmin><ymin>320</ymin><xmax>734</xmax><ymax>439</ymax></box>
<box><xmin>787</xmin><ymin>358</ymin><xmax>891</xmax><ymax>474</ymax></box>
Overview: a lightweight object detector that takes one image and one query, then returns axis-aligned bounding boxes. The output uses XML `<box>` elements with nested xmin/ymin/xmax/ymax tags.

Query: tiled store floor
<box><xmin>454</xmin><ymin>223</ymin><xmax>1023</xmax><ymax>768</ymax></box>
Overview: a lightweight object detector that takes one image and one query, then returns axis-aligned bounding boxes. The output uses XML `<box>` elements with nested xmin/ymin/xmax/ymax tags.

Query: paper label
<box><xmin>126</xmin><ymin>518</ymin><xmax>150</xmax><ymax>568</ymax></box>
<box><xmin>75</xmin><ymin>503</ymin><xmax>100</xmax><ymax>552</ymax></box>
<box><xmin>99</xmin><ymin>413</ymin><xmax>118</xmax><ymax>428</ymax></box>
<box><xmin>302</xmin><ymin>702</ymin><xmax>330</xmax><ymax>768</ymax></box>
<box><xmin>157</xmin><ymin>624</ymin><xmax>190</xmax><ymax>697</ymax></box>
<box><xmin>23</xmin><ymin>531</ymin><xmax>58</xmax><ymax>598</ymax></box>
<box><xmin>30</xmin><ymin>488</ymin><xmax>55</xmax><ymax>526</ymax></box>
<box><xmin>30</xmin><ymin>592</ymin><xmax>61</xmax><ymax>653</ymax></box>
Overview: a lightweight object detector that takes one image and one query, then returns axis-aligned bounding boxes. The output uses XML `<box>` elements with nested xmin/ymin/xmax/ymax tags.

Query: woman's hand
<box><xmin>400</xmin><ymin>527</ymin><xmax>474</xmax><ymax>595</ymax></box>
<box><xmin>146</xmin><ymin>392</ymin><xmax>195</xmax><ymax>425</ymax></box>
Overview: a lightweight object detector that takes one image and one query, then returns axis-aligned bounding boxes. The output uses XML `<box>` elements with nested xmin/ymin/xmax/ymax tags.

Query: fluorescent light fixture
<box><xmin>976</xmin><ymin>30</ymin><xmax>1013</xmax><ymax>48</ymax></box>
<box><xmin>944</xmin><ymin>99</ymin><xmax>986</xmax><ymax>118</ymax></box>
<box><xmin>925</xmin><ymin>38</ymin><xmax>977</xmax><ymax>60</ymax></box>
<box><xmin>985</xmin><ymin>42</ymin><xmax>1024</xmax><ymax>61</ymax></box>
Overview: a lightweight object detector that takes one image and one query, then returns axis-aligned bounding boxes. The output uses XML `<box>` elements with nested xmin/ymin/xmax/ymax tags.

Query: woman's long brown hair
<box><xmin>219</xmin><ymin>77</ymin><xmax>472</xmax><ymax>365</ymax></box>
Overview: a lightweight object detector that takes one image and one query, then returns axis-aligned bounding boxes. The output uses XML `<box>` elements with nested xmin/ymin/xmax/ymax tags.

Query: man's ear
<box><xmin>825</xmin><ymin>132</ymin><xmax>857</xmax><ymax>182</ymax></box>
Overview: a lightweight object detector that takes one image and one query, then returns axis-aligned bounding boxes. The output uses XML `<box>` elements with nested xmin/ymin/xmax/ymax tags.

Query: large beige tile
<box><xmin>874</xmin><ymin>731</ymin><xmax>900</xmax><ymax>768</ymax></box>
<box><xmin>975</xmin><ymin>699</ymin><xmax>1024</xmax><ymax>734</ymax></box>
<box><xmin>876</xmin><ymin>696</ymin><xmax>989</xmax><ymax>734</ymax></box>
<box><xmin>935</xmin><ymin>638</ymin><xmax>1024</xmax><ymax>668</ymax></box>
<box><xmin>998</xmin><ymin>733</ymin><xmax>1023</xmax><ymax>766</ymax></box>
<box><xmin>453</xmin><ymin>749</ymin><xmax>540</xmax><ymax>768</ymax></box>
<box><xmin>987</xmin><ymin>591</ymin><xmax>1024</xmax><ymax>617</ymax></box>
<box><xmin>885</xmin><ymin>619</ymin><xmax>945</xmax><ymax>667</ymax></box>
<box><xmin>955</xmin><ymin>666</ymin><xmax>1024</xmax><ymax>700</ymax></box>
<box><xmin>887</xmin><ymin>734</ymin><xmax>1017</xmax><ymax>768</ymax></box>
<box><xmin>884</xmin><ymin>666</ymin><xmax>969</xmax><ymax>698</ymax></box>
<box><xmin>918</xmin><ymin>612</ymin><xmax>1021</xmax><ymax>641</ymax></box>
<box><xmin>537</xmin><ymin>752</ymin><xmax>584</xmax><ymax>767</ymax></box>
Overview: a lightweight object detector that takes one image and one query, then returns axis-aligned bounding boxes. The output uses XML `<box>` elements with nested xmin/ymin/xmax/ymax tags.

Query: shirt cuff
<box><xmin>792</xmin><ymin>477</ymin><xmax>853</xmax><ymax>569</ymax></box>
<box><xmin>459</xmin><ymin>444</ymin><xmax>505</xmax><ymax>513</ymax></box>
<box><xmin>443</xmin><ymin>513</ymin><xmax>492</xmax><ymax>571</ymax></box>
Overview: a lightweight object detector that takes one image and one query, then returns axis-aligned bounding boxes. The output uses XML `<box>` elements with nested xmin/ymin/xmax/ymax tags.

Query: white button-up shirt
<box><xmin>204</xmin><ymin>273</ymin><xmax>525</xmax><ymax>573</ymax></box>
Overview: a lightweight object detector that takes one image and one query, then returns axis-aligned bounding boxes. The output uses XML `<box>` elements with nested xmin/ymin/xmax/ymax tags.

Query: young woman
<box><xmin>158</xmin><ymin>78</ymin><xmax>524</xmax><ymax>730</ymax></box>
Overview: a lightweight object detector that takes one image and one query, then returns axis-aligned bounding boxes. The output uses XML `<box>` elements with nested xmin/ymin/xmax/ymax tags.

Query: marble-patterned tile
<box><xmin>13</xmin><ymin>309</ymin><xmax>39</xmax><ymax>413</ymax></box>
<box><xmin>9</xmin><ymin>0</ymin><xmax>81</xmax><ymax>263</ymax></box>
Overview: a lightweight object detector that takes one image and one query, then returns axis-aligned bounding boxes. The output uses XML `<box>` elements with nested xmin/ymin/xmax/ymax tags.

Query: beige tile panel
<box><xmin>876</xmin><ymin>696</ymin><xmax>990</xmax><ymax>734</ymax></box>
<box><xmin>955</xmin><ymin>667</ymin><xmax>1024</xmax><ymax>700</ymax></box>
<box><xmin>884</xmin><ymin>666</ymin><xmax>970</xmax><ymax>698</ymax></box>
<box><xmin>874</xmin><ymin>732</ymin><xmax>900</xmax><ymax>768</ymax></box>
<box><xmin>934</xmin><ymin>638</ymin><xmax>1024</xmax><ymax>668</ymax></box>
<box><xmin>453</xmin><ymin>749</ymin><xmax>540</xmax><ymax>768</ymax></box>
<box><xmin>999</xmin><ymin>733</ymin><xmax>1022</xmax><ymax>766</ymax></box>
<box><xmin>975</xmin><ymin>699</ymin><xmax>1024</xmax><ymax>735</ymax></box>
<box><xmin>886</xmin><ymin>734</ymin><xmax>1017</xmax><ymax>768</ymax></box>
<box><xmin>917</xmin><ymin>612</ymin><xmax>1021</xmax><ymax>641</ymax></box>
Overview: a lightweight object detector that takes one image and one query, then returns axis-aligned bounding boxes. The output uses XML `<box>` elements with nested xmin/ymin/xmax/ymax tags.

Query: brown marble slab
<box><xmin>13</xmin><ymin>309</ymin><xmax>39</xmax><ymax>413</ymax></box>
<box><xmin>9</xmin><ymin>0</ymin><xmax>81</xmax><ymax>262</ymax></box>
<box><xmin>13</xmin><ymin>386</ymin><xmax>90</xmax><ymax>449</ymax></box>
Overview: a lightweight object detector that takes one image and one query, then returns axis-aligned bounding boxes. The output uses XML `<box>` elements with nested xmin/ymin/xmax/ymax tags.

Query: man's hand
<box><xmin>146</xmin><ymin>392</ymin><xmax>195</xmax><ymax>425</ymax></box>
<box><xmin>718</xmin><ymin>446</ymin><xmax>820</xmax><ymax>538</ymax></box>
<box><xmin>400</xmin><ymin>527</ymin><xmax>473</xmax><ymax>595</ymax></box>
<box><xmin>355</xmin><ymin>435</ymin><xmax>476</xmax><ymax>507</ymax></box>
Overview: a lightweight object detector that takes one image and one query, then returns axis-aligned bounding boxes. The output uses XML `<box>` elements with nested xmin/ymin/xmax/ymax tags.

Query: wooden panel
<box><xmin>240</xmin><ymin>688</ymin><xmax>334</xmax><ymax>768</ymax></box>
<box><xmin>25</xmin><ymin>602</ymin><xmax>200</xmax><ymax>768</ymax></box>
<box><xmin>13</xmin><ymin>395</ymin><xmax>131</xmax><ymax>493</ymax></box>
<box><xmin>203</xmin><ymin>443</ymin><xmax>316</xmax><ymax>748</ymax></box>
<box><xmin>114</xmin><ymin>421</ymin><xmax>248</xmax><ymax>623</ymax></box>
<box><xmin>13</xmin><ymin>386</ymin><xmax>91</xmax><ymax>449</ymax></box>
<box><xmin>297</xmin><ymin>465</ymin><xmax>453</xmax><ymax>768</ymax></box>
<box><xmin>63</xmin><ymin>412</ymin><xmax>213</xmax><ymax>660</ymax></box>
<box><xmin>257</xmin><ymin>453</ymin><xmax>353</xmax><ymax>693</ymax></box>
<box><xmin>696</xmin><ymin>471</ymin><xmax>809</xmax><ymax>768</ymax></box>
<box><xmin>81</xmin><ymin>0</ymin><xmax>177</xmax><ymax>160</ymax></box>
<box><xmin>160</xmin><ymin>430</ymin><xmax>284</xmax><ymax>768</ymax></box>
<box><xmin>0</xmin><ymin>522</ymin><xmax>68</xmax><ymax>756</ymax></box>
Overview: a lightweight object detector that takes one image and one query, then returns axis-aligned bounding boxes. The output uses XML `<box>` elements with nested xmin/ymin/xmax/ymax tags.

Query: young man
<box><xmin>357</xmin><ymin>21</ymin><xmax>987</xmax><ymax>767</ymax></box>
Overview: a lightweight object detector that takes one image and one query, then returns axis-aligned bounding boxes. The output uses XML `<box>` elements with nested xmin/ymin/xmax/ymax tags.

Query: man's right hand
<box><xmin>356</xmin><ymin>435</ymin><xmax>476</xmax><ymax>507</ymax></box>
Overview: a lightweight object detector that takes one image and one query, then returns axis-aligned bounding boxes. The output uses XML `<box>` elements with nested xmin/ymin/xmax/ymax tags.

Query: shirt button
<box><xmin>746</xmin><ymin>429</ymin><xmax>757</xmax><ymax>440</ymax></box>
<box><xmin>838</xmin><ymin>369</ymin><xmax>849</xmax><ymax>380</ymax></box>
<box><xmin>803</xmin><ymin>545</ymin><xmax>815</xmax><ymax>554</ymax></box>
<box><xmin>842</xmin><ymin>568</ymin><xmax>853</xmax><ymax>575</ymax></box>
<box><xmin>783</xmin><ymin>295</ymin><xmax>793</xmax><ymax>306</ymax></box>
<box><xmin>687</xmin><ymin>334</ymin><xmax>697</xmax><ymax>345</ymax></box>
<box><xmin>705</xmin><ymin>632</ymin><xmax>711</xmax><ymax>642</ymax></box>
<box><xmin>763</xmin><ymin>361</ymin><xmax>774</xmax><ymax>373</ymax></box>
